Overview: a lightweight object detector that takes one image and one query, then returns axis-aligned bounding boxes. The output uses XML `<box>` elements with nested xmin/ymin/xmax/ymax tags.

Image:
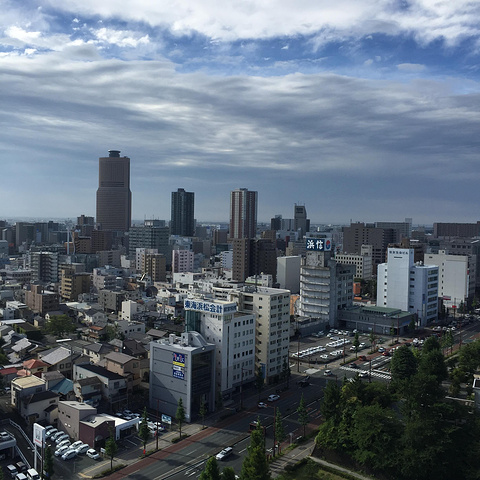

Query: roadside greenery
<box><xmin>105</xmin><ymin>432</ymin><xmax>118</xmax><ymax>472</ymax></box>
<box><xmin>316</xmin><ymin>338</ymin><xmax>480</xmax><ymax>480</ymax></box>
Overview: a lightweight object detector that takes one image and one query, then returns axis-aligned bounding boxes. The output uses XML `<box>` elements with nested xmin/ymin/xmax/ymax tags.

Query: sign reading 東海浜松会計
<box><xmin>184</xmin><ymin>299</ymin><xmax>237</xmax><ymax>314</ymax></box>
<box><xmin>305</xmin><ymin>238</ymin><xmax>332</xmax><ymax>251</ymax></box>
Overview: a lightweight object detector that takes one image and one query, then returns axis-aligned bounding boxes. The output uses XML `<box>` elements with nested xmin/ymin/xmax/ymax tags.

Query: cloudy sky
<box><xmin>1</xmin><ymin>1</ymin><xmax>480</xmax><ymax>226</ymax></box>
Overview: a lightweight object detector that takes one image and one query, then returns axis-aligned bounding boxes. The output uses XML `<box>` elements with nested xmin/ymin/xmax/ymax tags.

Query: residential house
<box><xmin>104</xmin><ymin>352</ymin><xmax>141</xmax><ymax>391</ymax></box>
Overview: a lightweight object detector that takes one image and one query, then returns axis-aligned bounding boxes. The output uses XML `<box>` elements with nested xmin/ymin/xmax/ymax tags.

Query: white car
<box><xmin>45</xmin><ymin>428</ymin><xmax>58</xmax><ymax>439</ymax></box>
<box><xmin>62</xmin><ymin>449</ymin><xmax>77</xmax><ymax>461</ymax></box>
<box><xmin>56</xmin><ymin>439</ymin><xmax>71</xmax><ymax>449</ymax></box>
<box><xmin>55</xmin><ymin>445</ymin><xmax>71</xmax><ymax>457</ymax></box>
<box><xmin>216</xmin><ymin>446</ymin><xmax>233</xmax><ymax>461</ymax></box>
<box><xmin>86</xmin><ymin>449</ymin><xmax>100</xmax><ymax>460</ymax></box>
<box><xmin>267</xmin><ymin>394</ymin><xmax>280</xmax><ymax>402</ymax></box>
<box><xmin>75</xmin><ymin>443</ymin><xmax>90</xmax><ymax>455</ymax></box>
<box><xmin>70</xmin><ymin>440</ymin><xmax>84</xmax><ymax>449</ymax></box>
<box><xmin>51</xmin><ymin>431</ymin><xmax>64</xmax><ymax>441</ymax></box>
<box><xmin>55</xmin><ymin>433</ymin><xmax>69</xmax><ymax>444</ymax></box>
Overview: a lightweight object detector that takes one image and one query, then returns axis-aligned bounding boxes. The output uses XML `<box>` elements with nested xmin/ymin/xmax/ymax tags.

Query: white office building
<box><xmin>277</xmin><ymin>256</ymin><xmax>301</xmax><ymax>293</ymax></box>
<box><xmin>299</xmin><ymin>251</ymin><xmax>355</xmax><ymax>326</ymax></box>
<box><xmin>377</xmin><ymin>248</ymin><xmax>438</xmax><ymax>325</ymax></box>
<box><xmin>231</xmin><ymin>287</ymin><xmax>291</xmax><ymax>385</ymax></box>
<box><xmin>424</xmin><ymin>251</ymin><xmax>472</xmax><ymax>308</ymax></box>
<box><xmin>184</xmin><ymin>298</ymin><xmax>255</xmax><ymax>396</ymax></box>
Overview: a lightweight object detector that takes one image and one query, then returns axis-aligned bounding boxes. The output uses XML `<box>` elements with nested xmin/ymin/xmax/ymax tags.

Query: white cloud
<box><xmin>36</xmin><ymin>0</ymin><xmax>480</xmax><ymax>45</ymax></box>
<box><xmin>92</xmin><ymin>27</ymin><xmax>150</xmax><ymax>48</ymax></box>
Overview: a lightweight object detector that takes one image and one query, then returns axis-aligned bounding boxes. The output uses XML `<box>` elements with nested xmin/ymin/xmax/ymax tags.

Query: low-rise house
<box><xmin>74</xmin><ymin>377</ymin><xmax>103</xmax><ymax>407</ymax></box>
<box><xmin>104</xmin><ymin>352</ymin><xmax>141</xmax><ymax>391</ymax></box>
<box><xmin>82</xmin><ymin>342</ymin><xmax>115</xmax><ymax>364</ymax></box>
<box><xmin>74</xmin><ymin>363</ymin><xmax>128</xmax><ymax>409</ymax></box>
<box><xmin>23</xmin><ymin>359</ymin><xmax>49</xmax><ymax>378</ymax></box>
<box><xmin>20</xmin><ymin>390</ymin><xmax>59</xmax><ymax>425</ymax></box>
<box><xmin>57</xmin><ymin>400</ymin><xmax>96</xmax><ymax>441</ymax></box>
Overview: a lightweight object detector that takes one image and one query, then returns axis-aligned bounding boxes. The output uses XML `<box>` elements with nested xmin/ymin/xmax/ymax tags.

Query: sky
<box><xmin>1</xmin><ymin>1</ymin><xmax>480</xmax><ymax>226</ymax></box>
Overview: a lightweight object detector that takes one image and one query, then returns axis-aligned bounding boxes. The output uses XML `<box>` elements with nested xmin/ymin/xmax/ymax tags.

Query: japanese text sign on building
<box><xmin>305</xmin><ymin>238</ymin><xmax>332</xmax><ymax>251</ymax></box>
<box><xmin>172</xmin><ymin>352</ymin><xmax>185</xmax><ymax>379</ymax></box>
<box><xmin>184</xmin><ymin>299</ymin><xmax>237</xmax><ymax>314</ymax></box>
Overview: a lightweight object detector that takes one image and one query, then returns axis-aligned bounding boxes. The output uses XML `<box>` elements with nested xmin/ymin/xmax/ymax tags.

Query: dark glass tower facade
<box><xmin>171</xmin><ymin>188</ymin><xmax>195</xmax><ymax>236</ymax></box>
<box><xmin>96</xmin><ymin>150</ymin><xmax>132</xmax><ymax>232</ymax></box>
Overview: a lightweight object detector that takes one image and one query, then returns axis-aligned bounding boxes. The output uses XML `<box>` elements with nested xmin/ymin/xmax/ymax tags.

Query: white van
<box><xmin>26</xmin><ymin>469</ymin><xmax>40</xmax><ymax>480</ymax></box>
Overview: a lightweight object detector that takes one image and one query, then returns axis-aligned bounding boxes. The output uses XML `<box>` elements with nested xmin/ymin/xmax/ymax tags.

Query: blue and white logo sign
<box><xmin>306</xmin><ymin>238</ymin><xmax>332</xmax><ymax>251</ymax></box>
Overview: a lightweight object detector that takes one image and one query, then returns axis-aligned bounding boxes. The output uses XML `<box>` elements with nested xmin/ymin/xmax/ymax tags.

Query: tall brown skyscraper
<box><xmin>96</xmin><ymin>150</ymin><xmax>132</xmax><ymax>232</ymax></box>
<box><xmin>229</xmin><ymin>188</ymin><xmax>257</xmax><ymax>239</ymax></box>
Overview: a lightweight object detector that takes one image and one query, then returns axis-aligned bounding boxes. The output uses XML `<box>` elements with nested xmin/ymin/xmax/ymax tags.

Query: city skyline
<box><xmin>1</xmin><ymin>2</ymin><xmax>480</xmax><ymax>224</ymax></box>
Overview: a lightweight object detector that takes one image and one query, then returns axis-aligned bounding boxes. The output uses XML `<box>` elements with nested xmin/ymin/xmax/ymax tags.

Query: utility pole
<box><xmin>272</xmin><ymin>405</ymin><xmax>276</xmax><ymax>458</ymax></box>
<box><xmin>240</xmin><ymin>367</ymin><xmax>244</xmax><ymax>410</ymax></box>
<box><xmin>156</xmin><ymin>399</ymin><xmax>160</xmax><ymax>451</ymax></box>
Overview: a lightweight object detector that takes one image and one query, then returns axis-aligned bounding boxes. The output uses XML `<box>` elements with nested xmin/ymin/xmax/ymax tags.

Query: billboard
<box><xmin>173</xmin><ymin>352</ymin><xmax>185</xmax><ymax>379</ymax></box>
<box><xmin>33</xmin><ymin>423</ymin><xmax>45</xmax><ymax>447</ymax></box>
<box><xmin>306</xmin><ymin>238</ymin><xmax>332</xmax><ymax>251</ymax></box>
<box><xmin>184</xmin><ymin>299</ymin><xmax>237</xmax><ymax>315</ymax></box>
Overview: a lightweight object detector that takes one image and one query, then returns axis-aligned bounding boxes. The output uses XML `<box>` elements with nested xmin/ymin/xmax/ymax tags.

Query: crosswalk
<box><xmin>339</xmin><ymin>365</ymin><xmax>391</xmax><ymax>380</ymax></box>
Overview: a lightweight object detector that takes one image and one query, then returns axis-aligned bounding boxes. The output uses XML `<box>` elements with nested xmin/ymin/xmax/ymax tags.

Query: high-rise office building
<box><xmin>229</xmin><ymin>188</ymin><xmax>257</xmax><ymax>239</ymax></box>
<box><xmin>96</xmin><ymin>150</ymin><xmax>132</xmax><ymax>232</ymax></box>
<box><xmin>294</xmin><ymin>204</ymin><xmax>310</xmax><ymax>238</ymax></box>
<box><xmin>171</xmin><ymin>188</ymin><xmax>195</xmax><ymax>237</ymax></box>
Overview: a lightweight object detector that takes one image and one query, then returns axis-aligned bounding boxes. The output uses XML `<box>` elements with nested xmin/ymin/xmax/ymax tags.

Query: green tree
<box><xmin>418</xmin><ymin>350</ymin><xmax>448</xmax><ymax>383</ymax></box>
<box><xmin>274</xmin><ymin>408</ymin><xmax>285</xmax><ymax>455</ymax></box>
<box><xmin>105</xmin><ymin>432</ymin><xmax>118</xmax><ymax>471</ymax></box>
<box><xmin>422</xmin><ymin>335</ymin><xmax>441</xmax><ymax>354</ymax></box>
<box><xmin>297</xmin><ymin>394</ymin><xmax>309</xmax><ymax>438</ymax></box>
<box><xmin>255</xmin><ymin>367</ymin><xmax>264</xmax><ymax>401</ymax></box>
<box><xmin>408</xmin><ymin>316</ymin><xmax>416</xmax><ymax>333</ymax></box>
<box><xmin>199</xmin><ymin>398</ymin><xmax>207</xmax><ymax>429</ymax></box>
<box><xmin>240</xmin><ymin>422</ymin><xmax>270</xmax><ymax>480</ymax></box>
<box><xmin>221</xmin><ymin>467</ymin><xmax>236</xmax><ymax>480</ymax></box>
<box><xmin>44</xmin><ymin>445</ymin><xmax>54</xmax><ymax>479</ymax></box>
<box><xmin>45</xmin><ymin>314</ymin><xmax>76</xmax><ymax>337</ymax></box>
<box><xmin>320</xmin><ymin>380</ymin><xmax>342</xmax><ymax>424</ymax></box>
<box><xmin>138</xmin><ymin>407</ymin><xmax>151</xmax><ymax>455</ymax></box>
<box><xmin>369</xmin><ymin>330</ymin><xmax>376</xmax><ymax>352</ymax></box>
<box><xmin>199</xmin><ymin>456</ymin><xmax>221</xmax><ymax>480</ymax></box>
<box><xmin>350</xmin><ymin>404</ymin><xmax>401</xmax><ymax>472</ymax></box>
<box><xmin>442</xmin><ymin>330</ymin><xmax>454</xmax><ymax>355</ymax></box>
<box><xmin>176</xmin><ymin>398</ymin><xmax>186</xmax><ymax>438</ymax></box>
<box><xmin>390</xmin><ymin>345</ymin><xmax>418</xmax><ymax>390</ymax></box>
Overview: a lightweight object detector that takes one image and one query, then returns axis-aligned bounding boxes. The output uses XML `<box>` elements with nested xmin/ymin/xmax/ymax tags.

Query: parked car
<box><xmin>267</xmin><ymin>394</ymin><xmax>280</xmax><ymax>402</ymax></box>
<box><xmin>75</xmin><ymin>443</ymin><xmax>90</xmax><ymax>455</ymax></box>
<box><xmin>257</xmin><ymin>402</ymin><xmax>268</xmax><ymax>408</ymax></box>
<box><xmin>56</xmin><ymin>439</ymin><xmax>71</xmax><ymax>449</ymax></box>
<box><xmin>55</xmin><ymin>445</ymin><xmax>71</xmax><ymax>457</ymax></box>
<box><xmin>61</xmin><ymin>449</ymin><xmax>77</xmax><ymax>461</ymax></box>
<box><xmin>55</xmin><ymin>433</ymin><xmax>69</xmax><ymax>444</ymax></box>
<box><xmin>15</xmin><ymin>463</ymin><xmax>27</xmax><ymax>474</ymax></box>
<box><xmin>14</xmin><ymin>474</ymin><xmax>27</xmax><ymax>480</ymax></box>
<box><xmin>6</xmin><ymin>465</ymin><xmax>18</xmax><ymax>479</ymax></box>
<box><xmin>45</xmin><ymin>428</ymin><xmax>58</xmax><ymax>439</ymax></box>
<box><xmin>86</xmin><ymin>449</ymin><xmax>100</xmax><ymax>460</ymax></box>
<box><xmin>51</xmin><ymin>431</ymin><xmax>64</xmax><ymax>441</ymax></box>
<box><xmin>216</xmin><ymin>447</ymin><xmax>233</xmax><ymax>461</ymax></box>
<box><xmin>70</xmin><ymin>440</ymin><xmax>83</xmax><ymax>449</ymax></box>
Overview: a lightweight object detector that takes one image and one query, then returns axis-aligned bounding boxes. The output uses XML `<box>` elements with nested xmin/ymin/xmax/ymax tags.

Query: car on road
<box><xmin>324</xmin><ymin>369</ymin><xmax>333</xmax><ymax>376</ymax></box>
<box><xmin>359</xmin><ymin>355</ymin><xmax>367</xmax><ymax>361</ymax></box>
<box><xmin>378</xmin><ymin>347</ymin><xmax>385</xmax><ymax>353</ymax></box>
<box><xmin>86</xmin><ymin>449</ymin><xmax>100</xmax><ymax>460</ymax></box>
<box><xmin>257</xmin><ymin>402</ymin><xmax>268</xmax><ymax>408</ymax></box>
<box><xmin>61</xmin><ymin>449</ymin><xmax>77</xmax><ymax>461</ymax></box>
<box><xmin>267</xmin><ymin>394</ymin><xmax>280</xmax><ymax>402</ymax></box>
<box><xmin>216</xmin><ymin>447</ymin><xmax>233</xmax><ymax>461</ymax></box>
<box><xmin>0</xmin><ymin>431</ymin><xmax>11</xmax><ymax>441</ymax></box>
<box><xmin>359</xmin><ymin>371</ymin><xmax>369</xmax><ymax>378</ymax></box>
<box><xmin>349</xmin><ymin>363</ymin><xmax>357</xmax><ymax>368</ymax></box>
